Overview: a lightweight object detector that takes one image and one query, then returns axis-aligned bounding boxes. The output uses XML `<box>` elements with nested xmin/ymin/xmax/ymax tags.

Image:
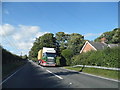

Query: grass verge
<box><xmin>64</xmin><ymin>66</ymin><xmax>119</xmax><ymax>80</ymax></box>
<box><xmin>2</xmin><ymin>61</ymin><xmax>26</xmax><ymax>79</ymax></box>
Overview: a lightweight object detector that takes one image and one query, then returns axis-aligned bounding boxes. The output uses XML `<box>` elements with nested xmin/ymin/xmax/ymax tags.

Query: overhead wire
<box><xmin>1</xmin><ymin>28</ymin><xmax>22</xmax><ymax>55</ymax></box>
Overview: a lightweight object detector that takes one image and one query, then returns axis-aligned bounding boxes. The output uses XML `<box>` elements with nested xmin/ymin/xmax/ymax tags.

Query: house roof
<box><xmin>80</xmin><ymin>40</ymin><xmax>119</xmax><ymax>53</ymax></box>
<box><xmin>88</xmin><ymin>41</ymin><xmax>108</xmax><ymax>50</ymax></box>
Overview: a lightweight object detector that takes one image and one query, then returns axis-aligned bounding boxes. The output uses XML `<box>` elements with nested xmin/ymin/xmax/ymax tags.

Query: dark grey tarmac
<box><xmin>2</xmin><ymin>60</ymin><xmax>119</xmax><ymax>88</ymax></box>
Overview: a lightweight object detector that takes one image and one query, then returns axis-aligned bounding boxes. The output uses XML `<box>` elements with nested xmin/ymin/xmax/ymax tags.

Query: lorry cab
<box><xmin>38</xmin><ymin>47</ymin><xmax>56</xmax><ymax>66</ymax></box>
<box><xmin>43</xmin><ymin>52</ymin><xmax>56</xmax><ymax>65</ymax></box>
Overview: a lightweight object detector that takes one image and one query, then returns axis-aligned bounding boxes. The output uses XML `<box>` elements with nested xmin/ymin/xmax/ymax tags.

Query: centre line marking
<box><xmin>46</xmin><ymin>70</ymin><xmax>63</xmax><ymax>80</ymax></box>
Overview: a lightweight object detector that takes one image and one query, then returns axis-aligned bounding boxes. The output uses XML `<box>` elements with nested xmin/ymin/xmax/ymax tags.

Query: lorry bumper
<box><xmin>42</xmin><ymin>63</ymin><xmax>56</xmax><ymax>66</ymax></box>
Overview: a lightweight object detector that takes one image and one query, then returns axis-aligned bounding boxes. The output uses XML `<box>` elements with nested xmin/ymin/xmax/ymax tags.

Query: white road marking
<box><xmin>0</xmin><ymin>65</ymin><xmax>24</xmax><ymax>86</ymax></box>
<box><xmin>36</xmin><ymin>64</ymin><xmax>44</xmax><ymax>69</ymax></box>
<box><xmin>32</xmin><ymin>61</ymin><xmax>63</xmax><ymax>80</ymax></box>
<box><xmin>62</xmin><ymin>68</ymin><xmax>120</xmax><ymax>82</ymax></box>
<box><xmin>39</xmin><ymin>66</ymin><xmax>44</xmax><ymax>69</ymax></box>
<box><xmin>31</xmin><ymin>61</ymin><xmax>44</xmax><ymax>69</ymax></box>
<box><xmin>69</xmin><ymin>82</ymin><xmax>72</xmax><ymax>85</ymax></box>
<box><xmin>46</xmin><ymin>70</ymin><xmax>63</xmax><ymax>80</ymax></box>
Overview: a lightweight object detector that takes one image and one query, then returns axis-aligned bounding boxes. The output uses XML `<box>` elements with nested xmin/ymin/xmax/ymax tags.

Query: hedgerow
<box><xmin>72</xmin><ymin>46</ymin><xmax>120</xmax><ymax>68</ymax></box>
<box><xmin>2</xmin><ymin>46</ymin><xmax>25</xmax><ymax>64</ymax></box>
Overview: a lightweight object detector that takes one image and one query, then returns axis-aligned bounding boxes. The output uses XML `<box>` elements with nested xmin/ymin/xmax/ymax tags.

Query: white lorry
<box><xmin>38</xmin><ymin>47</ymin><xmax>56</xmax><ymax>66</ymax></box>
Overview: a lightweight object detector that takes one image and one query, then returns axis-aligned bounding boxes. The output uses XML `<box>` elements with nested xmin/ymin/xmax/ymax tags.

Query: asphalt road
<box><xmin>2</xmin><ymin>60</ymin><xmax>119</xmax><ymax>88</ymax></box>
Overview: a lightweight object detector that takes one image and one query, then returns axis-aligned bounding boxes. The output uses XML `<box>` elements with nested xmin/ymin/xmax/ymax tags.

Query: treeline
<box><xmin>94</xmin><ymin>28</ymin><xmax>120</xmax><ymax>44</ymax></box>
<box><xmin>28</xmin><ymin>32</ymin><xmax>85</xmax><ymax>65</ymax></box>
<box><xmin>29</xmin><ymin>28</ymin><xmax>120</xmax><ymax>67</ymax></box>
<box><xmin>1</xmin><ymin>46</ymin><xmax>26</xmax><ymax>64</ymax></box>
<box><xmin>71</xmin><ymin>47</ymin><xmax>120</xmax><ymax>68</ymax></box>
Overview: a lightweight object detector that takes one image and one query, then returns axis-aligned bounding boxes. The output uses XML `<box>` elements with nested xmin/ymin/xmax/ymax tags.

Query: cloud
<box><xmin>35</xmin><ymin>32</ymin><xmax>49</xmax><ymax>38</ymax></box>
<box><xmin>64</xmin><ymin>32</ymin><xmax>71</xmax><ymax>34</ymax></box>
<box><xmin>16</xmin><ymin>42</ymin><xmax>33</xmax><ymax>50</ymax></box>
<box><xmin>84</xmin><ymin>33</ymin><xmax>102</xmax><ymax>37</ymax></box>
<box><xmin>12</xmin><ymin>25</ymin><xmax>40</xmax><ymax>41</ymax></box>
<box><xmin>1</xmin><ymin>24</ymin><xmax>48</xmax><ymax>55</ymax></box>
<box><xmin>0</xmin><ymin>24</ymin><xmax>15</xmax><ymax>36</ymax></box>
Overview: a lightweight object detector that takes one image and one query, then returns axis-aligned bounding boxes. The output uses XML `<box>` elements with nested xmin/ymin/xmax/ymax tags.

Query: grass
<box><xmin>2</xmin><ymin>61</ymin><xmax>26</xmax><ymax>79</ymax></box>
<box><xmin>64</xmin><ymin>66</ymin><xmax>119</xmax><ymax>80</ymax></box>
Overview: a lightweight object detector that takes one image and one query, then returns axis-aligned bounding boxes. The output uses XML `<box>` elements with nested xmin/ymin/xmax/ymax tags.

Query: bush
<box><xmin>2</xmin><ymin>47</ymin><xmax>25</xmax><ymax>64</ymax></box>
<box><xmin>72</xmin><ymin>46</ymin><xmax>120</xmax><ymax>68</ymax></box>
<box><xmin>56</xmin><ymin>56</ymin><xmax>61</xmax><ymax>66</ymax></box>
<box><xmin>61</xmin><ymin>49</ymin><xmax>73</xmax><ymax>66</ymax></box>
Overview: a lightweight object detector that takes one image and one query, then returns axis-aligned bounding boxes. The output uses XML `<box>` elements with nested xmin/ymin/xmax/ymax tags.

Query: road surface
<box><xmin>2</xmin><ymin>60</ymin><xmax>119</xmax><ymax>88</ymax></box>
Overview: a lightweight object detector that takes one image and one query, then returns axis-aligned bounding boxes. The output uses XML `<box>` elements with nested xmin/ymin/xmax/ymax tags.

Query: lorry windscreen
<box><xmin>46</xmin><ymin>53</ymin><xmax>56</xmax><ymax>57</ymax></box>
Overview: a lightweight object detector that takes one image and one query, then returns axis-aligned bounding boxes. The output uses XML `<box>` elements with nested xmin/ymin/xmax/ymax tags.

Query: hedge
<box><xmin>71</xmin><ymin>46</ymin><xmax>120</xmax><ymax>68</ymax></box>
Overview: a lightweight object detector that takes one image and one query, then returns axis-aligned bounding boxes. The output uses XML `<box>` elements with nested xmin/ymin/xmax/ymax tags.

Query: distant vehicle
<box><xmin>38</xmin><ymin>47</ymin><xmax>56</xmax><ymax>66</ymax></box>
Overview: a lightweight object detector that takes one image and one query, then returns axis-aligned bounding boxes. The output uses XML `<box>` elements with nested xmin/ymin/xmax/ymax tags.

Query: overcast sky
<box><xmin>1</xmin><ymin>2</ymin><xmax>118</xmax><ymax>55</ymax></box>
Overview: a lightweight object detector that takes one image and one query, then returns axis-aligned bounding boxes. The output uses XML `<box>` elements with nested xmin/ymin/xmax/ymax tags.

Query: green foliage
<box><xmin>29</xmin><ymin>33</ymin><xmax>56</xmax><ymax>60</ymax></box>
<box><xmin>2</xmin><ymin>47</ymin><xmax>25</xmax><ymax>64</ymax></box>
<box><xmin>55</xmin><ymin>56</ymin><xmax>66</xmax><ymax>66</ymax></box>
<box><xmin>61</xmin><ymin>49</ymin><xmax>73</xmax><ymax>65</ymax></box>
<box><xmin>67</xmin><ymin>33</ymin><xmax>85</xmax><ymax>55</ymax></box>
<box><xmin>28</xmin><ymin>28</ymin><xmax>119</xmax><ymax>67</ymax></box>
<box><xmin>112</xmin><ymin>29</ymin><xmax>120</xmax><ymax>43</ymax></box>
<box><xmin>29</xmin><ymin>32</ymin><xmax>85</xmax><ymax>62</ymax></box>
<box><xmin>55</xmin><ymin>32</ymin><xmax>70</xmax><ymax>55</ymax></box>
<box><xmin>72</xmin><ymin>47</ymin><xmax>120</xmax><ymax>68</ymax></box>
<box><xmin>94</xmin><ymin>28</ymin><xmax>120</xmax><ymax>44</ymax></box>
<box><xmin>65</xmin><ymin>67</ymin><xmax>119</xmax><ymax>80</ymax></box>
<box><xmin>56</xmin><ymin>56</ymin><xmax>61</xmax><ymax>66</ymax></box>
<box><xmin>72</xmin><ymin>51</ymin><xmax>94</xmax><ymax>65</ymax></box>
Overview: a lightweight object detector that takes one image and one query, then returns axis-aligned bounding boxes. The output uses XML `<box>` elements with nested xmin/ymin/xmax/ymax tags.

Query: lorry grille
<box><xmin>47</xmin><ymin>59</ymin><xmax>54</xmax><ymax>62</ymax></box>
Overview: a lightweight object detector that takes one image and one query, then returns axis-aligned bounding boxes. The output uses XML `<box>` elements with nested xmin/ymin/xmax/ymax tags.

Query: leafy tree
<box><xmin>112</xmin><ymin>28</ymin><xmax>120</xmax><ymax>43</ymax></box>
<box><xmin>61</xmin><ymin>49</ymin><xmax>73</xmax><ymax>65</ymax></box>
<box><xmin>41</xmin><ymin>33</ymin><xmax>56</xmax><ymax>48</ymax></box>
<box><xmin>55</xmin><ymin>32</ymin><xmax>70</xmax><ymax>55</ymax></box>
<box><xmin>29</xmin><ymin>33</ymin><xmax>56</xmax><ymax>61</ymax></box>
<box><xmin>67</xmin><ymin>33</ymin><xmax>84</xmax><ymax>55</ymax></box>
<box><xmin>94</xmin><ymin>28</ymin><xmax>120</xmax><ymax>44</ymax></box>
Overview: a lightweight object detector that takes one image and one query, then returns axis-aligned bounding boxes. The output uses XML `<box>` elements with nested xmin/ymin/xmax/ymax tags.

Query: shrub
<box><xmin>71</xmin><ymin>46</ymin><xmax>120</xmax><ymax>68</ymax></box>
<box><xmin>61</xmin><ymin>49</ymin><xmax>73</xmax><ymax>66</ymax></box>
<box><xmin>56</xmin><ymin>56</ymin><xmax>61</xmax><ymax>66</ymax></box>
<box><xmin>2</xmin><ymin>47</ymin><xmax>25</xmax><ymax>64</ymax></box>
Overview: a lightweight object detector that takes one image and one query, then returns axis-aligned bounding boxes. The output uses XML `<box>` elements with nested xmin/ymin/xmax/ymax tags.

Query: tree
<box><xmin>55</xmin><ymin>32</ymin><xmax>70</xmax><ymax>55</ymax></box>
<box><xmin>94</xmin><ymin>28</ymin><xmax>120</xmax><ymax>44</ymax></box>
<box><xmin>41</xmin><ymin>33</ymin><xmax>56</xmax><ymax>48</ymax></box>
<box><xmin>112</xmin><ymin>28</ymin><xmax>120</xmax><ymax>43</ymax></box>
<box><xmin>61</xmin><ymin>49</ymin><xmax>73</xmax><ymax>65</ymax></box>
<box><xmin>28</xmin><ymin>33</ymin><xmax>56</xmax><ymax>61</ymax></box>
<box><xmin>29</xmin><ymin>32</ymin><xmax>86</xmax><ymax>64</ymax></box>
<box><xmin>67</xmin><ymin>33</ymin><xmax>84</xmax><ymax>55</ymax></box>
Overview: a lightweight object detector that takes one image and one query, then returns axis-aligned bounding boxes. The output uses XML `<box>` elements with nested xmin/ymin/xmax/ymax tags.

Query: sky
<box><xmin>1</xmin><ymin>2</ymin><xmax>118</xmax><ymax>56</ymax></box>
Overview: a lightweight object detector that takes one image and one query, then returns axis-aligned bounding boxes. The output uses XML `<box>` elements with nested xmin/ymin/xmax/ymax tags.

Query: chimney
<box><xmin>100</xmin><ymin>37</ymin><xmax>107</xmax><ymax>43</ymax></box>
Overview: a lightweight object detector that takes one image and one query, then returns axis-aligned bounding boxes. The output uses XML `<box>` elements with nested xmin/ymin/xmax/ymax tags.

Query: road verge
<box><xmin>64</xmin><ymin>66</ymin><xmax>119</xmax><ymax>81</ymax></box>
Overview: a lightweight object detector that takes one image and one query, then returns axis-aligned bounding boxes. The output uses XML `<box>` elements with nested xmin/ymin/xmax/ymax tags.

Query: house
<box><xmin>80</xmin><ymin>41</ymin><xmax>108</xmax><ymax>53</ymax></box>
<box><xmin>80</xmin><ymin>38</ymin><xmax>119</xmax><ymax>53</ymax></box>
